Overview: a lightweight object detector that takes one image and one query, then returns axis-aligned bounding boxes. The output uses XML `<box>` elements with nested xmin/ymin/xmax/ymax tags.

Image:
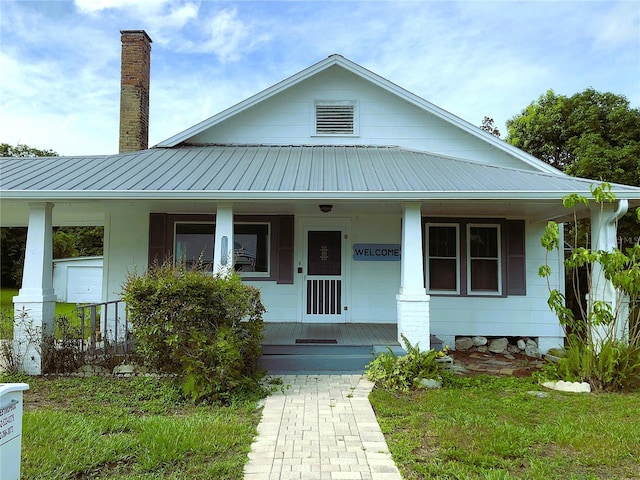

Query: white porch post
<box><xmin>589</xmin><ymin>200</ymin><xmax>628</xmax><ymax>345</ymax></box>
<box><xmin>213</xmin><ymin>203</ymin><xmax>234</xmax><ymax>275</ymax></box>
<box><xmin>396</xmin><ymin>203</ymin><xmax>430</xmax><ymax>349</ymax></box>
<box><xmin>13</xmin><ymin>202</ymin><xmax>56</xmax><ymax>374</ymax></box>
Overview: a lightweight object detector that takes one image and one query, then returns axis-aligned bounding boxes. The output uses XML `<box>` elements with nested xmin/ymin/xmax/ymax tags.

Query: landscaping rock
<box><xmin>455</xmin><ymin>337</ymin><xmax>474</xmax><ymax>351</ymax></box>
<box><xmin>525</xmin><ymin>343</ymin><xmax>541</xmax><ymax>358</ymax></box>
<box><xmin>527</xmin><ymin>391</ymin><xmax>549</xmax><ymax>398</ymax></box>
<box><xmin>476</xmin><ymin>345</ymin><xmax>488</xmax><ymax>353</ymax></box>
<box><xmin>507</xmin><ymin>344</ymin><xmax>521</xmax><ymax>354</ymax></box>
<box><xmin>472</xmin><ymin>336</ymin><xmax>488</xmax><ymax>346</ymax></box>
<box><xmin>488</xmin><ymin>337</ymin><xmax>508</xmax><ymax>353</ymax></box>
<box><xmin>419</xmin><ymin>378</ymin><xmax>442</xmax><ymax>389</ymax></box>
<box><xmin>113</xmin><ymin>364</ymin><xmax>136</xmax><ymax>376</ymax></box>
<box><xmin>517</xmin><ymin>339</ymin><xmax>526</xmax><ymax>350</ymax></box>
<box><xmin>541</xmin><ymin>380</ymin><xmax>591</xmax><ymax>393</ymax></box>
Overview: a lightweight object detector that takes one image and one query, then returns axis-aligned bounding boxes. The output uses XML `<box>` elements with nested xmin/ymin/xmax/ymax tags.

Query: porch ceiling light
<box><xmin>319</xmin><ymin>204</ymin><xmax>333</xmax><ymax>213</ymax></box>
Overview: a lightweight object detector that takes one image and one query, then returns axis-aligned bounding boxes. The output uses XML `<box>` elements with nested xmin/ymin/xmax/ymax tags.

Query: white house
<box><xmin>3</xmin><ymin>30</ymin><xmax>640</xmax><ymax>374</ymax></box>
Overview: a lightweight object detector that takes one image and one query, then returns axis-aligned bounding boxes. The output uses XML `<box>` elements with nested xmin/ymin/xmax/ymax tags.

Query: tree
<box><xmin>0</xmin><ymin>143</ymin><xmax>102</xmax><ymax>288</ymax></box>
<box><xmin>505</xmin><ymin>88</ymin><xmax>640</xmax><ymax>186</ymax></box>
<box><xmin>0</xmin><ymin>143</ymin><xmax>58</xmax><ymax>157</ymax></box>
<box><xmin>479</xmin><ymin>116</ymin><xmax>501</xmax><ymax>137</ymax></box>
<box><xmin>506</xmin><ymin>89</ymin><xmax>640</xmax><ymax>248</ymax></box>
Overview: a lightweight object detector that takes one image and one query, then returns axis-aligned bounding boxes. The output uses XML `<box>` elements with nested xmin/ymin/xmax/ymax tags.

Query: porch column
<box><xmin>589</xmin><ymin>199</ymin><xmax>628</xmax><ymax>345</ymax></box>
<box><xmin>213</xmin><ymin>203</ymin><xmax>234</xmax><ymax>275</ymax></box>
<box><xmin>13</xmin><ymin>202</ymin><xmax>56</xmax><ymax>375</ymax></box>
<box><xmin>396</xmin><ymin>202</ymin><xmax>431</xmax><ymax>350</ymax></box>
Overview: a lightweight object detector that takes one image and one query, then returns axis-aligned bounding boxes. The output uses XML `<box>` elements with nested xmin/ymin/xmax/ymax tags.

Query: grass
<box><xmin>369</xmin><ymin>375</ymin><xmax>640</xmax><ymax>480</ymax></box>
<box><xmin>3</xmin><ymin>373</ymin><xmax>260</xmax><ymax>480</ymax></box>
<box><xmin>1</xmin><ymin>288</ymin><xmax>77</xmax><ymax>317</ymax></box>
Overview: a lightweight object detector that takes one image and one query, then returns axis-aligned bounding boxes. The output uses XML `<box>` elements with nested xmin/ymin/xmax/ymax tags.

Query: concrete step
<box><xmin>259</xmin><ymin>352</ymin><xmax>376</xmax><ymax>374</ymax></box>
<box><xmin>259</xmin><ymin>343</ymin><xmax>393</xmax><ymax>374</ymax></box>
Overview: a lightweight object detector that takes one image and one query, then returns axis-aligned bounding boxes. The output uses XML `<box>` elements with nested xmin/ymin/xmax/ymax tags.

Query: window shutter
<box><xmin>148</xmin><ymin>213</ymin><xmax>168</xmax><ymax>267</ymax></box>
<box><xmin>315</xmin><ymin>104</ymin><xmax>354</xmax><ymax>134</ymax></box>
<box><xmin>277</xmin><ymin>215</ymin><xmax>294</xmax><ymax>284</ymax></box>
<box><xmin>506</xmin><ymin>220</ymin><xmax>526</xmax><ymax>295</ymax></box>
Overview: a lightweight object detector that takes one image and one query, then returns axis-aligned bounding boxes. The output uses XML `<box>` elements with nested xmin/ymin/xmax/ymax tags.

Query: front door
<box><xmin>303</xmin><ymin>227</ymin><xmax>347</xmax><ymax>322</ymax></box>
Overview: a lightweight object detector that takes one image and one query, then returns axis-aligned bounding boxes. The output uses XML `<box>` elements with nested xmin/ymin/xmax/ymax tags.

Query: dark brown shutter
<box><xmin>148</xmin><ymin>213</ymin><xmax>168</xmax><ymax>267</ymax></box>
<box><xmin>506</xmin><ymin>220</ymin><xmax>526</xmax><ymax>295</ymax></box>
<box><xmin>277</xmin><ymin>215</ymin><xmax>294</xmax><ymax>284</ymax></box>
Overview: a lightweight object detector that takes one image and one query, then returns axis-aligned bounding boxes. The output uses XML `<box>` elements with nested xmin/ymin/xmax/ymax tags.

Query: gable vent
<box><xmin>315</xmin><ymin>103</ymin><xmax>355</xmax><ymax>135</ymax></box>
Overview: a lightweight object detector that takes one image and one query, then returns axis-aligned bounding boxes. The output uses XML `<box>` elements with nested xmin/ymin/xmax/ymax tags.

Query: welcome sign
<box><xmin>352</xmin><ymin>244</ymin><xmax>401</xmax><ymax>261</ymax></box>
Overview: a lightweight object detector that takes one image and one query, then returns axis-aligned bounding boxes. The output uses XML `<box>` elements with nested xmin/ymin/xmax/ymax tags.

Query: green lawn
<box><xmin>4</xmin><ymin>374</ymin><xmax>260</xmax><ymax>480</ymax></box>
<box><xmin>1</xmin><ymin>288</ymin><xmax>78</xmax><ymax>317</ymax></box>
<box><xmin>370</xmin><ymin>375</ymin><xmax>640</xmax><ymax>480</ymax></box>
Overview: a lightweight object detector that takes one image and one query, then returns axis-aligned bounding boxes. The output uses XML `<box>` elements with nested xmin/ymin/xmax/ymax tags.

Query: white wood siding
<box><xmin>430</xmin><ymin>221</ymin><xmax>565</xmax><ymax>350</ymax></box>
<box><xmin>349</xmin><ymin>214</ymin><xmax>401</xmax><ymax>323</ymax></box>
<box><xmin>190</xmin><ymin>66</ymin><xmax>534</xmax><ymax>171</ymax></box>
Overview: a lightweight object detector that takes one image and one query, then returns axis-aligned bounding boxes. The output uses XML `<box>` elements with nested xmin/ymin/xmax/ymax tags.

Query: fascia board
<box><xmin>4</xmin><ymin>190</ymin><xmax>640</xmax><ymax>202</ymax></box>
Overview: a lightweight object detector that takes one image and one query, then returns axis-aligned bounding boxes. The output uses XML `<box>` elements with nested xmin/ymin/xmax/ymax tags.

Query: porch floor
<box><xmin>262</xmin><ymin>322</ymin><xmax>400</xmax><ymax>346</ymax></box>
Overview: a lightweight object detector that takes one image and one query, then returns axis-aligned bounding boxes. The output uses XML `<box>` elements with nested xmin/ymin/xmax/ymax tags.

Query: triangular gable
<box><xmin>157</xmin><ymin>54</ymin><xmax>560</xmax><ymax>175</ymax></box>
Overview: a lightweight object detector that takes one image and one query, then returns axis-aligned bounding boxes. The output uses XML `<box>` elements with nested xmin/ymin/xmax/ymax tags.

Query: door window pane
<box><xmin>308</xmin><ymin>231</ymin><xmax>341</xmax><ymax>276</ymax></box>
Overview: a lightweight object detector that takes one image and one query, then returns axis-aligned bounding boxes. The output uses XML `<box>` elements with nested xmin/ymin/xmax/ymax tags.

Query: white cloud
<box><xmin>75</xmin><ymin>0</ymin><xmax>199</xmax><ymax>32</ymax></box>
<box><xmin>594</xmin><ymin>1</ymin><xmax>640</xmax><ymax>49</ymax></box>
<box><xmin>175</xmin><ymin>8</ymin><xmax>271</xmax><ymax>62</ymax></box>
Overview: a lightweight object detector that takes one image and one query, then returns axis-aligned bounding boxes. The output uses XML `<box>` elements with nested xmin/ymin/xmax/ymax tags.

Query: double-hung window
<box><xmin>467</xmin><ymin>224</ymin><xmax>501</xmax><ymax>294</ymax></box>
<box><xmin>425</xmin><ymin>219</ymin><xmax>520</xmax><ymax>296</ymax></box>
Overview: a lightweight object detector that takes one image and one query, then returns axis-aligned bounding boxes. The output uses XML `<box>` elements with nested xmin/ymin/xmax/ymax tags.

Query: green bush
<box><xmin>366</xmin><ymin>335</ymin><xmax>447</xmax><ymax>391</ymax></box>
<box><xmin>541</xmin><ymin>336</ymin><xmax>640</xmax><ymax>391</ymax></box>
<box><xmin>121</xmin><ymin>263</ymin><xmax>266</xmax><ymax>403</ymax></box>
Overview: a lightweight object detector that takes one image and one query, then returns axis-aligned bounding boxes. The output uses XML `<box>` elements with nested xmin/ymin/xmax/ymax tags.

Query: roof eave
<box><xmin>4</xmin><ymin>190</ymin><xmax>640</xmax><ymax>202</ymax></box>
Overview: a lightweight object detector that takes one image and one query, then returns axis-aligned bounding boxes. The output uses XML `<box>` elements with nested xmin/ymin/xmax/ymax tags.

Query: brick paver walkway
<box><xmin>244</xmin><ymin>374</ymin><xmax>402</xmax><ymax>480</ymax></box>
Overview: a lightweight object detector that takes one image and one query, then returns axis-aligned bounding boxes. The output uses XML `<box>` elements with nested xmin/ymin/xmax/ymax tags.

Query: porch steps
<box><xmin>259</xmin><ymin>343</ymin><xmax>400</xmax><ymax>374</ymax></box>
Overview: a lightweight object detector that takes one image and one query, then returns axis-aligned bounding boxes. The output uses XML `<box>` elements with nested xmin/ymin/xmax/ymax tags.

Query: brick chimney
<box><xmin>119</xmin><ymin>30</ymin><xmax>152</xmax><ymax>153</ymax></box>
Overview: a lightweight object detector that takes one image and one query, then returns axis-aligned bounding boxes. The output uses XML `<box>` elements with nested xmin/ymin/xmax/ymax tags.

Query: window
<box><xmin>315</xmin><ymin>101</ymin><xmax>357</xmax><ymax>135</ymax></box>
<box><xmin>234</xmin><ymin>223</ymin><xmax>269</xmax><ymax>274</ymax></box>
<box><xmin>175</xmin><ymin>223</ymin><xmax>215</xmax><ymax>271</ymax></box>
<box><xmin>425</xmin><ymin>219</ymin><xmax>523</xmax><ymax>297</ymax></box>
<box><xmin>427</xmin><ymin>224</ymin><xmax>459</xmax><ymax>293</ymax></box>
<box><xmin>151</xmin><ymin>214</ymin><xmax>294</xmax><ymax>283</ymax></box>
<box><xmin>467</xmin><ymin>224</ymin><xmax>501</xmax><ymax>294</ymax></box>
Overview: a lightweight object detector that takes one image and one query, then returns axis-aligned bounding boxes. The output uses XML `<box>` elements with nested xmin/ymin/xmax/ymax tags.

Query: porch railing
<box><xmin>74</xmin><ymin>300</ymin><xmax>132</xmax><ymax>355</ymax></box>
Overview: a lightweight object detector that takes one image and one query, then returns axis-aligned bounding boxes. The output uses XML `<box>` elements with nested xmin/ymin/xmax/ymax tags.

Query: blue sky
<box><xmin>1</xmin><ymin>0</ymin><xmax>638</xmax><ymax>156</ymax></box>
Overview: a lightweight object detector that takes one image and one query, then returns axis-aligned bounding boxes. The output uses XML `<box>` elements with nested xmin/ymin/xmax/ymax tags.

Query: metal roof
<box><xmin>2</xmin><ymin>145</ymin><xmax>640</xmax><ymax>201</ymax></box>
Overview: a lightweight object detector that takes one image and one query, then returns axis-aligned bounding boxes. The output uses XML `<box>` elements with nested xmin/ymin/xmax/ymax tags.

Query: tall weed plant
<box><xmin>121</xmin><ymin>262</ymin><xmax>266</xmax><ymax>403</ymax></box>
<box><xmin>540</xmin><ymin>183</ymin><xmax>640</xmax><ymax>391</ymax></box>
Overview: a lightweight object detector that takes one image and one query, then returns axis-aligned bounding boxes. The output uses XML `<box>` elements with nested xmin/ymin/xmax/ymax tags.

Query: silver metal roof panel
<box><xmin>2</xmin><ymin>145</ymin><xmax>640</xmax><ymax>201</ymax></box>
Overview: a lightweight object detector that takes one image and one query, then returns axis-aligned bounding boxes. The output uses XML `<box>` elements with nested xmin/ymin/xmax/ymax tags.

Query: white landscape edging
<box><xmin>541</xmin><ymin>380</ymin><xmax>591</xmax><ymax>393</ymax></box>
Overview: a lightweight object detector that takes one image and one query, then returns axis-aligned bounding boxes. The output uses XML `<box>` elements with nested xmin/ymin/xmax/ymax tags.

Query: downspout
<box><xmin>613</xmin><ymin>199</ymin><xmax>628</xmax><ymax>225</ymax></box>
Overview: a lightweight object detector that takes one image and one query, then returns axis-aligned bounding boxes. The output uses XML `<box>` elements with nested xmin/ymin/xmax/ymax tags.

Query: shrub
<box><xmin>121</xmin><ymin>263</ymin><xmax>266</xmax><ymax>403</ymax></box>
<box><xmin>540</xmin><ymin>183</ymin><xmax>640</xmax><ymax>391</ymax></box>
<box><xmin>366</xmin><ymin>335</ymin><xmax>448</xmax><ymax>391</ymax></box>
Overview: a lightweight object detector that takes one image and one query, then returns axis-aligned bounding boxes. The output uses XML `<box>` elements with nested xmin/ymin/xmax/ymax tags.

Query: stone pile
<box><xmin>454</xmin><ymin>335</ymin><xmax>541</xmax><ymax>358</ymax></box>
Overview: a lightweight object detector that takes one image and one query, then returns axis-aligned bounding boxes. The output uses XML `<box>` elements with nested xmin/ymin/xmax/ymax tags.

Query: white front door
<box><xmin>302</xmin><ymin>223</ymin><xmax>348</xmax><ymax>323</ymax></box>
